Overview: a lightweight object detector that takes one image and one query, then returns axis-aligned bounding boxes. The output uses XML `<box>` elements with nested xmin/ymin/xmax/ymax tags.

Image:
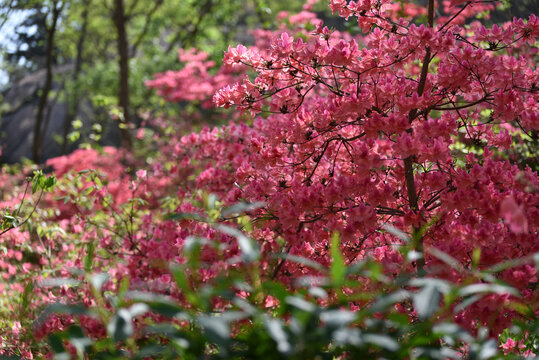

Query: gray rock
<box><xmin>0</xmin><ymin>64</ymin><xmax>121</xmax><ymax>164</ymax></box>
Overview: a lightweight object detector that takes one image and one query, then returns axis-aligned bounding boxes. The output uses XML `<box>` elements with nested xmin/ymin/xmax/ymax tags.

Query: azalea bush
<box><xmin>0</xmin><ymin>0</ymin><xmax>538</xmax><ymax>358</ymax></box>
<box><xmin>153</xmin><ymin>0</ymin><xmax>539</xmax><ymax>335</ymax></box>
<box><xmin>30</xmin><ymin>218</ymin><xmax>539</xmax><ymax>359</ymax></box>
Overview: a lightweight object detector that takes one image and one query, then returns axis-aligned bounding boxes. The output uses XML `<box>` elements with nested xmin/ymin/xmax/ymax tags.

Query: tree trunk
<box><xmin>113</xmin><ymin>0</ymin><xmax>132</xmax><ymax>150</ymax></box>
<box><xmin>33</xmin><ymin>1</ymin><xmax>63</xmax><ymax>163</ymax></box>
<box><xmin>405</xmin><ymin>0</ymin><xmax>435</xmax><ymax>274</ymax></box>
<box><xmin>62</xmin><ymin>0</ymin><xmax>90</xmax><ymax>154</ymax></box>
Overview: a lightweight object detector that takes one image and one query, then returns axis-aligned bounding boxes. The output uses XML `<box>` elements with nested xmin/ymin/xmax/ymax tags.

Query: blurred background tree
<box><xmin>0</xmin><ymin>0</ymin><xmax>313</xmax><ymax>163</ymax></box>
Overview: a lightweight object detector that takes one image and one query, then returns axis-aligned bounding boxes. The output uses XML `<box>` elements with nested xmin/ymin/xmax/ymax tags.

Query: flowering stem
<box><xmin>405</xmin><ymin>0</ymin><xmax>435</xmax><ymax>274</ymax></box>
<box><xmin>427</xmin><ymin>0</ymin><xmax>435</xmax><ymax>27</ymax></box>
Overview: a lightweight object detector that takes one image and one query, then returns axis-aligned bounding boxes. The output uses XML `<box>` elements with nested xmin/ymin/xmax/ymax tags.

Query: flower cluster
<box><xmin>206</xmin><ymin>1</ymin><xmax>539</xmax><ymax>334</ymax></box>
<box><xmin>0</xmin><ymin>1</ymin><xmax>538</xmax><ymax>357</ymax></box>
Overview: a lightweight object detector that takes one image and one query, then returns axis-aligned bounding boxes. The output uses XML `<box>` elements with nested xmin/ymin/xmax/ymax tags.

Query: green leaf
<box><xmin>382</xmin><ymin>224</ymin><xmax>409</xmax><ymax>241</ymax></box>
<box><xmin>486</xmin><ymin>252</ymin><xmax>539</xmax><ymax>273</ymax></box>
<box><xmin>36</xmin><ymin>304</ymin><xmax>92</xmax><ymax>329</ymax></box>
<box><xmin>144</xmin><ymin>323</ymin><xmax>181</xmax><ymax>337</ymax></box>
<box><xmin>164</xmin><ymin>212</ymin><xmax>205</xmax><ymax>222</ymax></box>
<box><xmin>94</xmin><ymin>177</ymin><xmax>103</xmax><ymax>188</ymax></box>
<box><xmin>332</xmin><ymin>327</ymin><xmax>363</xmax><ymax>346</ymax></box>
<box><xmin>170</xmin><ymin>265</ymin><xmax>190</xmax><ymax>291</ymax></box>
<box><xmin>48</xmin><ymin>333</ymin><xmax>66</xmax><ymax>354</ymax></box>
<box><xmin>308</xmin><ymin>286</ymin><xmax>328</xmax><ymax>299</ymax></box>
<box><xmin>37</xmin><ymin>278</ymin><xmax>81</xmax><ymax>288</ymax></box>
<box><xmin>128</xmin><ymin>303</ymin><xmax>150</xmax><ymax>317</ymax></box>
<box><xmin>232</xmin><ymin>298</ymin><xmax>258</xmax><ymax>316</ymax></box>
<box><xmin>363</xmin><ymin>333</ymin><xmax>399</xmax><ymax>351</ymax></box>
<box><xmin>125</xmin><ymin>291</ymin><xmax>184</xmax><ymax>318</ymax></box>
<box><xmin>107</xmin><ymin>308</ymin><xmax>133</xmax><ymax>342</ymax></box>
<box><xmin>413</xmin><ymin>347</ymin><xmax>460</xmax><ymax>360</ymax></box>
<box><xmin>432</xmin><ymin>323</ymin><xmax>474</xmax><ymax>343</ymax></box>
<box><xmin>454</xmin><ymin>294</ymin><xmax>483</xmax><ymax>314</ymax></box>
<box><xmin>66</xmin><ymin>325</ymin><xmax>92</xmax><ymax>354</ymax></box>
<box><xmin>330</xmin><ymin>232</ymin><xmax>346</xmax><ymax>286</ymax></box>
<box><xmin>68</xmin><ymin>131</ymin><xmax>80</xmax><ymax>143</ymax></box>
<box><xmin>90</xmin><ymin>273</ymin><xmax>110</xmax><ymax>293</ymax></box>
<box><xmin>458</xmin><ymin>283</ymin><xmax>519</xmax><ymax>297</ymax></box>
<box><xmin>428</xmin><ymin>248</ymin><xmax>465</xmax><ymax>272</ymax></box>
<box><xmin>21</xmin><ymin>281</ymin><xmax>34</xmax><ymax>312</ymax></box>
<box><xmin>413</xmin><ymin>284</ymin><xmax>441</xmax><ymax>320</ymax></box>
<box><xmin>183</xmin><ymin>236</ymin><xmax>210</xmax><ymax>253</ymax></box>
<box><xmin>84</xmin><ymin>241</ymin><xmax>95</xmax><ymax>272</ymax></box>
<box><xmin>134</xmin><ymin>345</ymin><xmax>167</xmax><ymax>359</ymax></box>
<box><xmin>370</xmin><ymin>290</ymin><xmax>410</xmax><ymax>313</ymax></box>
<box><xmin>149</xmin><ymin>302</ymin><xmax>187</xmax><ymax>318</ymax></box>
<box><xmin>205</xmin><ymin>193</ymin><xmax>219</xmax><ymax>210</ymax></box>
<box><xmin>477</xmin><ymin>339</ymin><xmax>498</xmax><ymax>359</ymax></box>
<box><xmin>387</xmin><ymin>313</ymin><xmax>411</xmax><ymax>326</ymax></box>
<box><xmin>43</xmin><ymin>174</ymin><xmax>57</xmax><ymax>191</ymax></box>
<box><xmin>406</xmin><ymin>250</ymin><xmax>424</xmax><ymax>263</ymax></box>
<box><xmin>220</xmin><ymin>311</ymin><xmax>249</xmax><ymax>323</ymax></box>
<box><xmin>215</xmin><ymin>224</ymin><xmax>259</xmax><ymax>262</ymax></box>
<box><xmin>294</xmin><ymin>275</ymin><xmax>330</xmax><ymax>288</ymax></box>
<box><xmin>72</xmin><ymin>119</ymin><xmax>83</xmax><ymax>130</ymax></box>
<box><xmin>273</xmin><ymin>253</ymin><xmax>324</xmax><ymax>272</ymax></box>
<box><xmin>118</xmin><ymin>276</ymin><xmax>130</xmax><ymax>298</ymax></box>
<box><xmin>2</xmin><ymin>214</ymin><xmax>14</xmax><ymax>221</ymax></box>
<box><xmin>409</xmin><ymin>278</ymin><xmax>452</xmax><ymax>294</ymax></box>
<box><xmin>262</xmin><ymin>281</ymin><xmax>290</xmax><ymax>304</ymax></box>
<box><xmin>320</xmin><ymin>309</ymin><xmax>356</xmax><ymax>328</ymax></box>
<box><xmin>198</xmin><ymin>315</ymin><xmax>230</xmax><ymax>349</ymax></box>
<box><xmin>472</xmin><ymin>248</ymin><xmax>481</xmax><ymax>269</ymax></box>
<box><xmin>56</xmin><ymin>196</ymin><xmax>70</xmax><ymax>204</ymax></box>
<box><xmin>285</xmin><ymin>296</ymin><xmax>316</xmax><ymax>313</ymax></box>
<box><xmin>42</xmin><ymin>303</ymin><xmax>90</xmax><ymax>316</ymax></box>
<box><xmin>170</xmin><ymin>265</ymin><xmax>199</xmax><ymax>306</ymax></box>
<box><xmin>264</xmin><ymin>317</ymin><xmax>291</xmax><ymax>354</ymax></box>
<box><xmin>32</xmin><ymin>171</ymin><xmax>44</xmax><ymax>194</ymax></box>
<box><xmin>221</xmin><ymin>201</ymin><xmax>265</xmax><ymax>217</ymax></box>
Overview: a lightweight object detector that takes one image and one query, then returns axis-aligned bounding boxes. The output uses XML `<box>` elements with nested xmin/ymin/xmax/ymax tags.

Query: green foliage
<box><xmin>0</xmin><ymin>0</ymin><xmax>310</xmax><ymax>152</ymax></box>
<box><xmin>36</xmin><ymin>205</ymin><xmax>539</xmax><ymax>359</ymax></box>
<box><xmin>0</xmin><ymin>170</ymin><xmax>56</xmax><ymax>235</ymax></box>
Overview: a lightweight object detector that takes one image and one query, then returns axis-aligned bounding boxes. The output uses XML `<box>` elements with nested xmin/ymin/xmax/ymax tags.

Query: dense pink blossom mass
<box><xmin>167</xmin><ymin>0</ymin><xmax>539</xmax><ymax>334</ymax></box>
<box><xmin>0</xmin><ymin>0</ymin><xmax>538</xmax><ymax>357</ymax></box>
